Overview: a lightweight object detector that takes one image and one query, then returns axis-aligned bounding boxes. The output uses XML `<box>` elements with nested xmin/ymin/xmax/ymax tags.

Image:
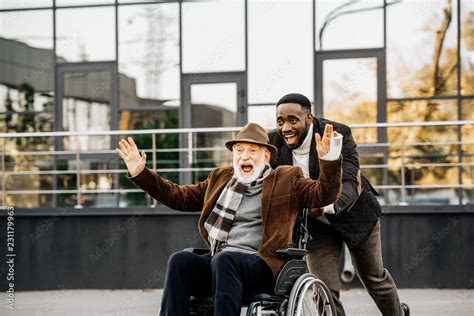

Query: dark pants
<box><xmin>160</xmin><ymin>250</ymin><xmax>275</xmax><ymax>316</ymax></box>
<box><xmin>307</xmin><ymin>221</ymin><xmax>402</xmax><ymax>316</ymax></box>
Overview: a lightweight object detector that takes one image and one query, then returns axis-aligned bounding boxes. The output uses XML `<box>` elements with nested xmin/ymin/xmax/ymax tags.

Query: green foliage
<box><xmin>119</xmin><ymin>110</ymin><xmax>180</xmax><ymax>207</ymax></box>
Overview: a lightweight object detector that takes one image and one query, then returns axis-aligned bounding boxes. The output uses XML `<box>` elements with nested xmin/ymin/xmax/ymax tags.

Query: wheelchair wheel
<box><xmin>286</xmin><ymin>273</ymin><xmax>336</xmax><ymax>316</ymax></box>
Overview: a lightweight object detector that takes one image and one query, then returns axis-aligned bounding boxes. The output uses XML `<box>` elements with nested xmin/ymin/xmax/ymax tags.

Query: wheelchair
<box><xmin>187</xmin><ymin>208</ymin><xmax>337</xmax><ymax>316</ymax></box>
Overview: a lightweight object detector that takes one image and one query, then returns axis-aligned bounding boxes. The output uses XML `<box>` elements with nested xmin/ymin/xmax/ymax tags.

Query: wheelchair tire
<box><xmin>286</xmin><ymin>273</ymin><xmax>336</xmax><ymax>316</ymax></box>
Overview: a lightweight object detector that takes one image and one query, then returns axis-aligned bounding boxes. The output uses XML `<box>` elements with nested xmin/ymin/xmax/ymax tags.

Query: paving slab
<box><xmin>1</xmin><ymin>288</ymin><xmax>473</xmax><ymax>315</ymax></box>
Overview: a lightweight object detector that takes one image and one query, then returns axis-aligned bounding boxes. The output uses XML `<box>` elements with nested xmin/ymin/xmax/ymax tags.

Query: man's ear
<box><xmin>264</xmin><ymin>149</ymin><xmax>271</xmax><ymax>163</ymax></box>
<box><xmin>306</xmin><ymin>113</ymin><xmax>313</xmax><ymax>125</ymax></box>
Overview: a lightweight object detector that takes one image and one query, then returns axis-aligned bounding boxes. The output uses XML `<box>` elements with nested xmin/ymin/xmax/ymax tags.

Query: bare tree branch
<box><xmin>432</xmin><ymin>0</ymin><xmax>452</xmax><ymax>95</ymax></box>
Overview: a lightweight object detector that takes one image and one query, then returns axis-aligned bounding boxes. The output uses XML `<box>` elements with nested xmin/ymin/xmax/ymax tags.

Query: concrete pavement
<box><xmin>2</xmin><ymin>288</ymin><xmax>473</xmax><ymax>315</ymax></box>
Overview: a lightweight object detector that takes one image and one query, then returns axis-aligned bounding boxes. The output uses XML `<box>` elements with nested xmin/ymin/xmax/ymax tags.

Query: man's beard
<box><xmin>282</xmin><ymin>122</ymin><xmax>311</xmax><ymax>149</ymax></box>
<box><xmin>233</xmin><ymin>153</ymin><xmax>267</xmax><ymax>184</ymax></box>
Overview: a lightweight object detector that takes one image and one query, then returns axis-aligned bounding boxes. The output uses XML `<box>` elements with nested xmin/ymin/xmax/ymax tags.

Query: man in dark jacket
<box><xmin>268</xmin><ymin>93</ymin><xmax>409</xmax><ymax>316</ymax></box>
<box><xmin>117</xmin><ymin>122</ymin><xmax>342</xmax><ymax>316</ymax></box>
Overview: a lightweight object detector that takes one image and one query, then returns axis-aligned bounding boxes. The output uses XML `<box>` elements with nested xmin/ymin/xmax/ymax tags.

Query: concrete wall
<box><xmin>0</xmin><ymin>206</ymin><xmax>472</xmax><ymax>291</ymax></box>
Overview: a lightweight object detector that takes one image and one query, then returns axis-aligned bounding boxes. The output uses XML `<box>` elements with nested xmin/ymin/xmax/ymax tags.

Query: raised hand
<box><xmin>315</xmin><ymin>124</ymin><xmax>337</xmax><ymax>157</ymax></box>
<box><xmin>116</xmin><ymin>137</ymin><xmax>147</xmax><ymax>177</ymax></box>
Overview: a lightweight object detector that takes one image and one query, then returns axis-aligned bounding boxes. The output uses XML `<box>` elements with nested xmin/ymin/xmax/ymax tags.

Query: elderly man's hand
<box><xmin>116</xmin><ymin>137</ymin><xmax>147</xmax><ymax>177</ymax></box>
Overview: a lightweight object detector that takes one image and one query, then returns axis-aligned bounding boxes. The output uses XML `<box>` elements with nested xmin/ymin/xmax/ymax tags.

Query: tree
<box><xmin>0</xmin><ymin>83</ymin><xmax>54</xmax><ymax>207</ymax></box>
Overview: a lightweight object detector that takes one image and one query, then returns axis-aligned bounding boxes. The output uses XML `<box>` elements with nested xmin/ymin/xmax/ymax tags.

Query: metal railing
<box><xmin>0</xmin><ymin>120</ymin><xmax>473</xmax><ymax>209</ymax></box>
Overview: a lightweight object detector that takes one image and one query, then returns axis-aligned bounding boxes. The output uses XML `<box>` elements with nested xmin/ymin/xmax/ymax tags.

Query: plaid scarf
<box><xmin>205</xmin><ymin>165</ymin><xmax>271</xmax><ymax>256</ymax></box>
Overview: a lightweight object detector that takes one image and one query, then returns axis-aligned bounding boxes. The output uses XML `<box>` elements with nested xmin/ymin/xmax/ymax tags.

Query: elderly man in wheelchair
<box><xmin>118</xmin><ymin>122</ymin><xmax>342</xmax><ymax>316</ymax></box>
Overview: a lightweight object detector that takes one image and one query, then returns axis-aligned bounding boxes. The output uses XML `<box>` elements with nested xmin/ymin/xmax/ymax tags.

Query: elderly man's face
<box><xmin>232</xmin><ymin>142</ymin><xmax>270</xmax><ymax>183</ymax></box>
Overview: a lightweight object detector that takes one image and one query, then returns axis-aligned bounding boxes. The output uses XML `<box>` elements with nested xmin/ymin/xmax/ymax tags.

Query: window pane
<box><xmin>0</xmin><ymin>1</ymin><xmax>51</xmax><ymax>9</ymax></box>
<box><xmin>248</xmin><ymin>105</ymin><xmax>276</xmax><ymax>130</ymax></box>
<box><xmin>118</xmin><ymin>3</ymin><xmax>180</xmax><ymax>102</ymax></box>
<box><xmin>315</xmin><ymin>0</ymin><xmax>383</xmax><ymax>50</ymax></box>
<box><xmin>182</xmin><ymin>0</ymin><xmax>244</xmax><ymax>73</ymax></box>
<box><xmin>56</xmin><ymin>0</ymin><xmax>114</xmax><ymax>6</ymax></box>
<box><xmin>56</xmin><ymin>7</ymin><xmax>115</xmax><ymax>62</ymax></box>
<box><xmin>388</xmin><ymin>99</ymin><xmax>458</xmax><ymax>124</ymax></box>
<box><xmin>0</xmin><ymin>10</ymin><xmax>55</xmax><ymax>208</ymax></box>
<box><xmin>387</xmin><ymin>0</ymin><xmax>458</xmax><ymax>98</ymax></box>
<box><xmin>0</xmin><ymin>9</ymin><xmax>53</xmax><ymax>49</ymax></box>
<box><xmin>0</xmin><ymin>10</ymin><xmax>55</xmax><ymax>121</ymax></box>
<box><xmin>323</xmin><ymin>58</ymin><xmax>377</xmax><ymax>144</ymax></box>
<box><xmin>119</xmin><ymin>110</ymin><xmax>180</xmax><ymax>207</ymax></box>
<box><xmin>190</xmin><ymin>83</ymin><xmax>237</xmax><ymax>127</ymax></box>
<box><xmin>0</xmin><ymin>10</ymin><xmax>54</xmax><ymax>107</ymax></box>
<box><xmin>119</xmin><ymin>0</ymin><xmax>170</xmax><ymax>3</ymax></box>
<box><xmin>62</xmin><ymin>71</ymin><xmax>111</xmax><ymax>150</ymax></box>
<box><xmin>461</xmin><ymin>99</ymin><xmax>473</xmax><ymax>204</ymax></box>
<box><xmin>387</xmin><ymin>99</ymin><xmax>460</xmax><ymax>205</ymax></box>
<box><xmin>461</xmin><ymin>0</ymin><xmax>474</xmax><ymax>95</ymax></box>
<box><xmin>248</xmin><ymin>0</ymin><xmax>313</xmax><ymax>103</ymax></box>
<box><xmin>56</xmin><ymin>159</ymin><xmax>119</xmax><ymax>208</ymax></box>
<box><xmin>0</xmin><ymin>84</ymin><xmax>54</xmax><ymax>208</ymax></box>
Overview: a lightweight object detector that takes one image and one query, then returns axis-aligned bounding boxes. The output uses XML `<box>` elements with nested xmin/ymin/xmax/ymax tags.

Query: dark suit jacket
<box><xmin>129</xmin><ymin>159</ymin><xmax>342</xmax><ymax>276</ymax></box>
<box><xmin>268</xmin><ymin>117</ymin><xmax>381</xmax><ymax>246</ymax></box>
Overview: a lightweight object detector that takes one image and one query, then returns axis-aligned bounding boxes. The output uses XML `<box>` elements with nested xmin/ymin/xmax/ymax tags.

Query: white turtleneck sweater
<box><xmin>291</xmin><ymin>124</ymin><xmax>343</xmax><ymax>223</ymax></box>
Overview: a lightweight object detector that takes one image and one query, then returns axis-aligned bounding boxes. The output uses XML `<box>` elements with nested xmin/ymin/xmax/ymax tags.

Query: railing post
<box><xmin>152</xmin><ymin>133</ymin><xmax>157</xmax><ymax>208</ymax></box>
<box><xmin>188</xmin><ymin>131</ymin><xmax>193</xmax><ymax>165</ymax></box>
<box><xmin>399</xmin><ymin>141</ymin><xmax>408</xmax><ymax>205</ymax></box>
<box><xmin>74</xmin><ymin>136</ymin><xmax>82</xmax><ymax>209</ymax></box>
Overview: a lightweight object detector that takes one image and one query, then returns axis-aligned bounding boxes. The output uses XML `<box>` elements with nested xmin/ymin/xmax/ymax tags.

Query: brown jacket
<box><xmin>129</xmin><ymin>159</ymin><xmax>342</xmax><ymax>277</ymax></box>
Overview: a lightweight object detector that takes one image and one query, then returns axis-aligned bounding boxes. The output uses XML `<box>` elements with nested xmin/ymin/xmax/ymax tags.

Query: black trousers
<box><xmin>160</xmin><ymin>250</ymin><xmax>275</xmax><ymax>316</ymax></box>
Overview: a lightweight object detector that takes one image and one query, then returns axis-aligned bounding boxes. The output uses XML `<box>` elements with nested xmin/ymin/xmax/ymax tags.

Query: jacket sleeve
<box><xmin>127</xmin><ymin>167</ymin><xmax>208</xmax><ymax>212</ymax></box>
<box><xmin>294</xmin><ymin>158</ymin><xmax>342</xmax><ymax>209</ymax></box>
<box><xmin>333</xmin><ymin>126</ymin><xmax>360</xmax><ymax>214</ymax></box>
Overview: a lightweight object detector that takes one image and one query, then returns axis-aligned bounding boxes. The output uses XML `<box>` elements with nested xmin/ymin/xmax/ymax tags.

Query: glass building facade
<box><xmin>0</xmin><ymin>0</ymin><xmax>472</xmax><ymax>208</ymax></box>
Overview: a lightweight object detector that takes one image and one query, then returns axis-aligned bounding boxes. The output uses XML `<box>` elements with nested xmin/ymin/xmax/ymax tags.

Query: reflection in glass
<box><xmin>191</xmin><ymin>83</ymin><xmax>237</xmax><ymax>128</ymax></box>
<box><xmin>387</xmin><ymin>0</ymin><xmax>458</xmax><ymax>98</ymax></box>
<box><xmin>0</xmin><ymin>10</ymin><xmax>53</xmax><ymax>49</ymax></box>
<box><xmin>315</xmin><ymin>0</ymin><xmax>383</xmax><ymax>50</ymax></box>
<box><xmin>461</xmin><ymin>99</ymin><xmax>473</xmax><ymax>204</ymax></box>
<box><xmin>387</xmin><ymin>99</ymin><xmax>458</xmax><ymax>124</ymax></box>
<box><xmin>0</xmin><ymin>10</ymin><xmax>54</xmax><ymax>207</ymax></box>
<box><xmin>62</xmin><ymin>71</ymin><xmax>111</xmax><ymax>150</ymax></box>
<box><xmin>0</xmin><ymin>9</ymin><xmax>54</xmax><ymax>100</ymax></box>
<box><xmin>248</xmin><ymin>0</ymin><xmax>312</xmax><ymax>103</ymax></box>
<box><xmin>190</xmin><ymin>83</ymin><xmax>237</xmax><ymax>181</ymax></box>
<box><xmin>56</xmin><ymin>7</ymin><xmax>115</xmax><ymax>62</ymax></box>
<box><xmin>119</xmin><ymin>109</ymin><xmax>180</xmax><ymax>179</ymax></box>
<box><xmin>0</xmin><ymin>87</ymin><xmax>54</xmax><ymax>207</ymax></box>
<box><xmin>386</xmin><ymin>99</ymin><xmax>460</xmax><ymax>205</ymax></box>
<box><xmin>0</xmin><ymin>1</ymin><xmax>51</xmax><ymax>10</ymax></box>
<box><xmin>119</xmin><ymin>108</ymin><xmax>181</xmax><ymax>207</ymax></box>
<box><xmin>56</xmin><ymin>0</ymin><xmax>114</xmax><ymax>6</ymax></box>
<box><xmin>182</xmin><ymin>0</ymin><xmax>244</xmax><ymax>73</ymax></box>
<box><xmin>56</xmin><ymin>159</ymin><xmax>118</xmax><ymax>208</ymax></box>
<box><xmin>461</xmin><ymin>0</ymin><xmax>474</xmax><ymax>95</ymax></box>
<box><xmin>323</xmin><ymin>58</ymin><xmax>377</xmax><ymax>144</ymax></box>
<box><xmin>248</xmin><ymin>105</ymin><xmax>276</xmax><ymax>130</ymax></box>
<box><xmin>119</xmin><ymin>0</ymin><xmax>165</xmax><ymax>3</ymax></box>
<box><xmin>118</xmin><ymin>3</ymin><xmax>180</xmax><ymax>101</ymax></box>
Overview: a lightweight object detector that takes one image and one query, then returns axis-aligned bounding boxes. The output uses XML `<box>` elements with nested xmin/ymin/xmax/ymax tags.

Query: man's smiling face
<box><xmin>276</xmin><ymin>103</ymin><xmax>313</xmax><ymax>149</ymax></box>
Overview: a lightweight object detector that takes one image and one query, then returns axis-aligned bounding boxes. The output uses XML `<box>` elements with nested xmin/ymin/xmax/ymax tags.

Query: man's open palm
<box><xmin>315</xmin><ymin>124</ymin><xmax>336</xmax><ymax>157</ymax></box>
<box><xmin>116</xmin><ymin>137</ymin><xmax>147</xmax><ymax>177</ymax></box>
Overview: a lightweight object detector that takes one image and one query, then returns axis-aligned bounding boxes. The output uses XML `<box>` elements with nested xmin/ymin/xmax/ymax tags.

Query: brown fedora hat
<box><xmin>225</xmin><ymin>123</ymin><xmax>277</xmax><ymax>155</ymax></box>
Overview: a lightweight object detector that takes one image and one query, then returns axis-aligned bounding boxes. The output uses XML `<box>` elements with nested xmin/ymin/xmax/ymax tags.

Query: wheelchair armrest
<box><xmin>183</xmin><ymin>247</ymin><xmax>210</xmax><ymax>255</ymax></box>
<box><xmin>276</xmin><ymin>247</ymin><xmax>307</xmax><ymax>259</ymax></box>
